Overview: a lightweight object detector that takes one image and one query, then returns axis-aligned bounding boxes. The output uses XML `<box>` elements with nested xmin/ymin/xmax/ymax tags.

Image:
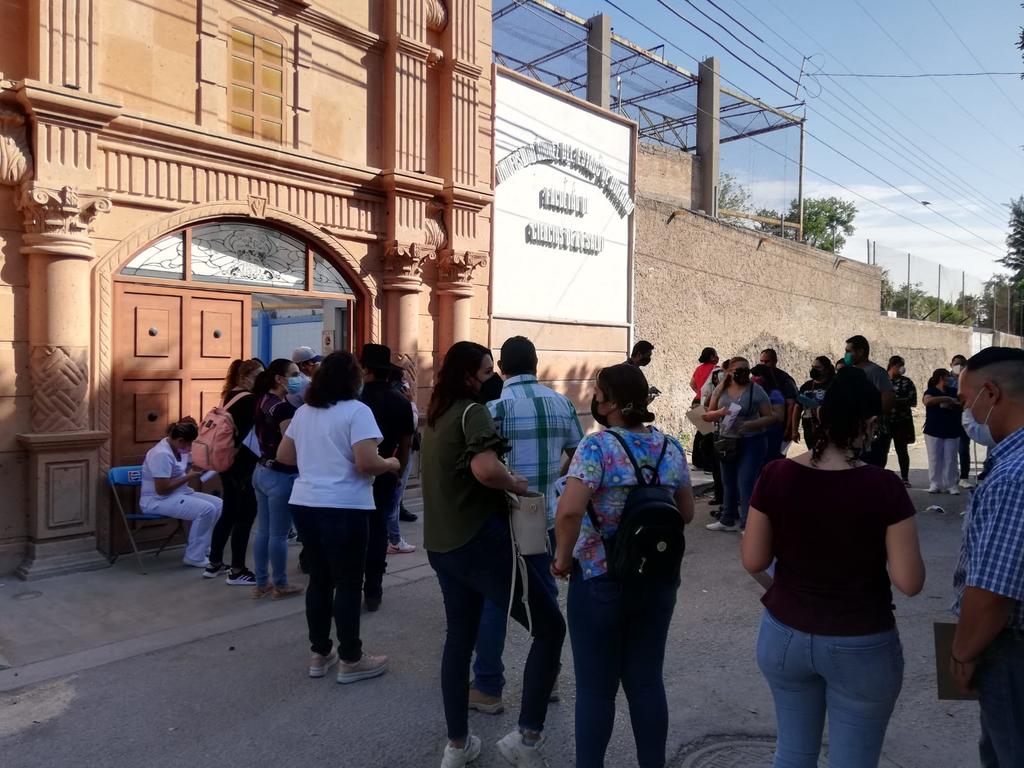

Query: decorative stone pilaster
<box><xmin>15</xmin><ymin>182</ymin><xmax>112</xmax><ymax>579</ymax></box>
<box><xmin>383</xmin><ymin>241</ymin><xmax>430</xmax><ymax>356</ymax></box>
<box><xmin>436</xmin><ymin>248</ymin><xmax>487</xmax><ymax>349</ymax></box>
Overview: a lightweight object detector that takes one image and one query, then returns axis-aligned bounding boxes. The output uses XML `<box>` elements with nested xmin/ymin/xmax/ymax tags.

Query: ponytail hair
<box><xmin>222</xmin><ymin>358</ymin><xmax>263</xmax><ymax>398</ymax></box>
<box><xmin>253</xmin><ymin>358</ymin><xmax>294</xmax><ymax>398</ymax></box>
<box><xmin>167</xmin><ymin>417</ymin><xmax>199</xmax><ymax>442</ymax></box>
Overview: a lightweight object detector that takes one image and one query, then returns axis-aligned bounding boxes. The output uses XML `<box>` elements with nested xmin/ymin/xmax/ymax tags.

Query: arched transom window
<box><xmin>121</xmin><ymin>222</ymin><xmax>355</xmax><ymax>297</ymax></box>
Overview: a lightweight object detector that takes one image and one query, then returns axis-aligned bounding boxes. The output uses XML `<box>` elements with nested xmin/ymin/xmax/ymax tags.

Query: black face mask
<box><xmin>809</xmin><ymin>368</ymin><xmax>824</xmax><ymax>381</ymax></box>
<box><xmin>590</xmin><ymin>395</ymin><xmax>611</xmax><ymax>427</ymax></box>
<box><xmin>732</xmin><ymin>371</ymin><xmax>750</xmax><ymax>385</ymax></box>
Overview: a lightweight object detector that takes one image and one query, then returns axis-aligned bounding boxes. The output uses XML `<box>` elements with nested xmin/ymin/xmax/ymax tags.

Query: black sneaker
<box><xmin>365</xmin><ymin>594</ymin><xmax>382</xmax><ymax>612</ymax></box>
<box><xmin>226</xmin><ymin>568</ymin><xmax>257</xmax><ymax>586</ymax></box>
<box><xmin>203</xmin><ymin>562</ymin><xmax>229</xmax><ymax>580</ymax></box>
<box><xmin>399</xmin><ymin>506</ymin><xmax>418</xmax><ymax>523</ymax></box>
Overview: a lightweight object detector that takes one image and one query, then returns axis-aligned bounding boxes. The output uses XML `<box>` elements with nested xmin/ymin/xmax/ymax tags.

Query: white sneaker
<box><xmin>387</xmin><ymin>539</ymin><xmax>417</xmax><ymax>554</ymax></box>
<box><xmin>336</xmin><ymin>652</ymin><xmax>388</xmax><ymax>684</ymax></box>
<box><xmin>441</xmin><ymin>735</ymin><xmax>481</xmax><ymax>768</ymax></box>
<box><xmin>947</xmin><ymin>487</ymin><xmax>961</xmax><ymax>496</ymax></box>
<box><xmin>496</xmin><ymin>730</ymin><xmax>547</xmax><ymax>767</ymax></box>
<box><xmin>927</xmin><ymin>486</ymin><xmax>941</xmax><ymax>494</ymax></box>
<box><xmin>705</xmin><ymin>521</ymin><xmax>738</xmax><ymax>532</ymax></box>
<box><xmin>308</xmin><ymin>650</ymin><xmax>338</xmax><ymax>678</ymax></box>
<box><xmin>958</xmin><ymin>478</ymin><xmax>975</xmax><ymax>489</ymax></box>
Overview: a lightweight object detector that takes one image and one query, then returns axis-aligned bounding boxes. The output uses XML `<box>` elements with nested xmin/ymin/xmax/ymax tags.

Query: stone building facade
<box><xmin>0</xmin><ymin>0</ymin><xmax>496</xmax><ymax>577</ymax></box>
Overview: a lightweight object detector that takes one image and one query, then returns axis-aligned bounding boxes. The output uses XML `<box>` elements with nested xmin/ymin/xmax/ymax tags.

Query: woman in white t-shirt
<box><xmin>276</xmin><ymin>351</ymin><xmax>400</xmax><ymax>685</ymax></box>
<box><xmin>139</xmin><ymin>419</ymin><xmax>223</xmax><ymax>568</ymax></box>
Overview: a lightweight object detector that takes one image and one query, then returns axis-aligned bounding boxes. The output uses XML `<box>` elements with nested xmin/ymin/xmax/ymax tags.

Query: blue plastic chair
<box><xmin>108</xmin><ymin>465</ymin><xmax>184</xmax><ymax>574</ymax></box>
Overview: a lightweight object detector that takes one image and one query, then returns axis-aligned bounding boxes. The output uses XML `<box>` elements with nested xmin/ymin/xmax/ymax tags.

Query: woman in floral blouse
<box><xmin>553</xmin><ymin>363</ymin><xmax>694</xmax><ymax>768</ymax></box>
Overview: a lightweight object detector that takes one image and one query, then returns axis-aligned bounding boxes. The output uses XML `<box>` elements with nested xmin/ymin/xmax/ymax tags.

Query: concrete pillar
<box><xmin>696</xmin><ymin>56</ymin><xmax>720</xmax><ymax>217</ymax></box>
<box><xmin>587</xmin><ymin>13</ymin><xmax>612</xmax><ymax>109</ymax></box>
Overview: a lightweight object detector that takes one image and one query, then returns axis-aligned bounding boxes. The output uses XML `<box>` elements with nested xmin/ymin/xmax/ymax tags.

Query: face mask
<box><xmin>898</xmin><ymin>366</ymin><xmax>906</xmax><ymax>376</ymax></box>
<box><xmin>296</xmin><ymin>373</ymin><xmax>310</xmax><ymax>393</ymax></box>
<box><xmin>951</xmin><ymin>364</ymin><xmax>963</xmax><ymax>376</ymax></box>
<box><xmin>590</xmin><ymin>395</ymin><xmax>611</xmax><ymax>428</ymax></box>
<box><xmin>964</xmin><ymin>388</ymin><xmax>997</xmax><ymax>447</ymax></box>
<box><xmin>843</xmin><ymin>352</ymin><xmax>854</xmax><ymax>366</ymax></box>
<box><xmin>947</xmin><ymin>376</ymin><xmax>958</xmax><ymax>390</ymax></box>
<box><xmin>809</xmin><ymin>368</ymin><xmax>823</xmax><ymax>381</ymax></box>
<box><xmin>286</xmin><ymin>376</ymin><xmax>304</xmax><ymax>394</ymax></box>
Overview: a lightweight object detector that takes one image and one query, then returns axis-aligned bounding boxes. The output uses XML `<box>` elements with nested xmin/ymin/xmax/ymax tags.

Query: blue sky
<box><xmin>509</xmin><ymin>0</ymin><xmax>1024</xmax><ymax>283</ymax></box>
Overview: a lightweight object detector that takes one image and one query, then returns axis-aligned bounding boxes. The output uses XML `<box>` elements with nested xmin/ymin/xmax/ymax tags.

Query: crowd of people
<box><xmin>688</xmin><ymin>337</ymin><xmax>985</xmax><ymax>535</ymax></box>
<box><xmin>133</xmin><ymin>333</ymin><xmax>1024</xmax><ymax>768</ymax></box>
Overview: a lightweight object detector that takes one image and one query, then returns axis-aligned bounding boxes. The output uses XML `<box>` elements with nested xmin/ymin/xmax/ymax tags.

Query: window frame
<box><xmin>227</xmin><ymin>20</ymin><xmax>288</xmax><ymax>145</ymax></box>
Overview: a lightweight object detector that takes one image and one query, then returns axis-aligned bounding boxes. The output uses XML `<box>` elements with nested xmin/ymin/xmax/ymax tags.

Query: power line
<box><xmin>691</xmin><ymin>0</ymin><xmax>1011</xmax><ymax>234</ymax></box>
<box><xmin>818</xmin><ymin>71</ymin><xmax>1022</xmax><ymax>78</ymax></box>
<box><xmin>850</xmin><ymin>0</ymin><xmax>1023</xmax><ymax>160</ymax></box>
<box><xmin>748</xmin><ymin>0</ymin><xmax>1017</xmax><ymax>215</ymax></box>
<box><xmin>924</xmin><ymin>0</ymin><xmax>1024</xmax><ymax>121</ymax></box>
<box><xmin>652</xmin><ymin>0</ymin><xmax>798</xmax><ymax>98</ymax></box>
<box><xmin>675</xmin><ymin>0</ymin><xmax>801</xmax><ymax>89</ymax></box>
<box><xmin>587</xmin><ymin>0</ymin><xmax>1006</xmax><ymax>258</ymax></box>
<box><xmin>599</xmin><ymin>0</ymin><xmax>1008</xmax><ymax>256</ymax></box>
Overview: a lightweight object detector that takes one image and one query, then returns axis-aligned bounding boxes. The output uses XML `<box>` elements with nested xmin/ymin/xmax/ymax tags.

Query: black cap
<box><xmin>360</xmin><ymin>343</ymin><xmax>402</xmax><ymax>374</ymax></box>
<box><xmin>967</xmin><ymin>346</ymin><xmax>1024</xmax><ymax>371</ymax></box>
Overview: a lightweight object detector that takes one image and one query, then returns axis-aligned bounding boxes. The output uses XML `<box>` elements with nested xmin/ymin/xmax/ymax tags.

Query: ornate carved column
<box><xmin>9</xmin><ymin>82</ymin><xmax>119</xmax><ymax>579</ymax></box>
<box><xmin>381</xmin><ymin>1</ymin><xmax>445</xmax><ymax>361</ymax></box>
<box><xmin>15</xmin><ymin>183</ymin><xmax>111</xmax><ymax>579</ymax></box>
<box><xmin>437</xmin><ymin>248</ymin><xmax>486</xmax><ymax>349</ymax></box>
<box><xmin>436</xmin><ymin>0</ymin><xmax>493</xmax><ymax>353</ymax></box>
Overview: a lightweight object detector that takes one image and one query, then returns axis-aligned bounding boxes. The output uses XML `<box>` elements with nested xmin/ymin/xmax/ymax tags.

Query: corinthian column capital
<box><xmin>17</xmin><ymin>183</ymin><xmax>112</xmax><ymax>258</ymax></box>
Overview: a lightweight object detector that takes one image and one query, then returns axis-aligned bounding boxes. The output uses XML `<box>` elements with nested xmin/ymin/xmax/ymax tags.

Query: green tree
<box><xmin>1001</xmin><ymin>196</ymin><xmax>1024</xmax><ymax>281</ymax></box>
<box><xmin>801</xmin><ymin>196</ymin><xmax>857</xmax><ymax>253</ymax></box>
<box><xmin>717</xmin><ymin>173</ymin><xmax>752</xmax><ymax>224</ymax></box>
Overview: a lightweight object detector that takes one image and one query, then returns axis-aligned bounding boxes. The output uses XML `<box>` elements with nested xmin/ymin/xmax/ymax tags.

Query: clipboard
<box><xmin>933</xmin><ymin>621</ymin><xmax>978</xmax><ymax>700</ymax></box>
<box><xmin>686</xmin><ymin>405</ymin><xmax>717</xmax><ymax>436</ymax></box>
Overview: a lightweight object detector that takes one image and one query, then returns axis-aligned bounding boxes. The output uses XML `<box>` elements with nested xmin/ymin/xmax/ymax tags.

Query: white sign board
<box><xmin>493</xmin><ymin>73</ymin><xmax>634</xmax><ymax>325</ymax></box>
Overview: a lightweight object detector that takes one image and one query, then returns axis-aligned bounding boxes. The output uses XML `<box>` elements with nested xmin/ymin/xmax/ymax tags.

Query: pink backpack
<box><xmin>192</xmin><ymin>392</ymin><xmax>250</xmax><ymax>472</ymax></box>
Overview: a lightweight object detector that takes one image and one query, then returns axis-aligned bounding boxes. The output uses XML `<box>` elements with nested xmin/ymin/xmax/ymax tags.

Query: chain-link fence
<box><xmin>868</xmin><ymin>240</ymin><xmax>1019</xmax><ymax>332</ymax></box>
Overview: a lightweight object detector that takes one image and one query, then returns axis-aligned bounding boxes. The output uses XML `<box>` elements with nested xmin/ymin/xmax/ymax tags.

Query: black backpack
<box><xmin>586</xmin><ymin>430</ymin><xmax>686</xmax><ymax>584</ymax></box>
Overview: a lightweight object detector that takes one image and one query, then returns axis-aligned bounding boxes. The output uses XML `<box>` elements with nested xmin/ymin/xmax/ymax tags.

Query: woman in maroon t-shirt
<box><xmin>741</xmin><ymin>367</ymin><xmax>925</xmax><ymax>768</ymax></box>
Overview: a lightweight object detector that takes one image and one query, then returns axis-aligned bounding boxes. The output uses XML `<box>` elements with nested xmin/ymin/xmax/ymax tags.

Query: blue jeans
<box><xmin>756</xmin><ymin>610</ymin><xmax>904</xmax><ymax>768</ymax></box>
<box><xmin>473</xmin><ymin>529</ymin><xmax>559</xmax><ymax>697</ymax></box>
<box><xmin>719</xmin><ymin>433</ymin><xmax>768</xmax><ymax>528</ymax></box>
<box><xmin>975</xmin><ymin>629</ymin><xmax>1024</xmax><ymax>767</ymax></box>
<box><xmin>386</xmin><ymin>481</ymin><xmax>402</xmax><ymax>545</ymax></box>
<box><xmin>427</xmin><ymin>516</ymin><xmax>565</xmax><ymax>740</ymax></box>
<box><xmin>568</xmin><ymin>568</ymin><xmax>678</xmax><ymax>768</ymax></box>
<box><xmin>252</xmin><ymin>465</ymin><xmax>296</xmax><ymax>588</ymax></box>
<box><xmin>291</xmin><ymin>505</ymin><xmax>370</xmax><ymax>662</ymax></box>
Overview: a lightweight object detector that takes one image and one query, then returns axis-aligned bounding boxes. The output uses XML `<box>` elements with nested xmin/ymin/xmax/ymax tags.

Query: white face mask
<box><xmin>963</xmin><ymin>389</ymin><xmax>997</xmax><ymax>447</ymax></box>
<box><xmin>951</xmin><ymin>364</ymin><xmax>963</xmax><ymax>376</ymax></box>
<box><xmin>898</xmin><ymin>366</ymin><xmax>906</xmax><ymax>376</ymax></box>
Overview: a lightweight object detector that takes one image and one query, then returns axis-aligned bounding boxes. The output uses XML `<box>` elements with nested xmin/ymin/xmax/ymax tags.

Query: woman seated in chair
<box><xmin>140</xmin><ymin>419</ymin><xmax>223</xmax><ymax>568</ymax></box>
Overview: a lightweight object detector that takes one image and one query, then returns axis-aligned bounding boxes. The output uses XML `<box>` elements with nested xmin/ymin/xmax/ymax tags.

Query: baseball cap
<box><xmin>291</xmin><ymin>346</ymin><xmax>322</xmax><ymax>364</ymax></box>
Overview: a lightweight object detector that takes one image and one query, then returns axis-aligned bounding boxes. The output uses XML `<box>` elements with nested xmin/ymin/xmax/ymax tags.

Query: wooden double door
<box><xmin>113</xmin><ymin>283</ymin><xmax>251</xmax><ymax>468</ymax></box>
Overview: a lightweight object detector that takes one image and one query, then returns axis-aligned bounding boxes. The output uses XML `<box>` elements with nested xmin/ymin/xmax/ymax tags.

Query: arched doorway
<box><xmin>110</xmin><ymin>219</ymin><xmax>365</xmax><ymax>469</ymax></box>
<box><xmin>103</xmin><ymin>219</ymin><xmax>366</xmax><ymax>556</ymax></box>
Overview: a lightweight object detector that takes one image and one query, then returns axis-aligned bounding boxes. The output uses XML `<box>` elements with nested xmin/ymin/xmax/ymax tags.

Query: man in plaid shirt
<box><xmin>951</xmin><ymin>347</ymin><xmax>1024</xmax><ymax>766</ymax></box>
<box><xmin>468</xmin><ymin>336</ymin><xmax>584</xmax><ymax>715</ymax></box>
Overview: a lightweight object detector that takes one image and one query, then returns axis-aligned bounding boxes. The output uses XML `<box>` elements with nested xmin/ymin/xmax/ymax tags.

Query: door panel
<box><xmin>118</xmin><ymin>290</ymin><xmax>182</xmax><ymax>371</ymax></box>
<box><xmin>115</xmin><ymin>379</ymin><xmax>182</xmax><ymax>466</ymax></box>
<box><xmin>189</xmin><ymin>296</ymin><xmax>246</xmax><ymax>373</ymax></box>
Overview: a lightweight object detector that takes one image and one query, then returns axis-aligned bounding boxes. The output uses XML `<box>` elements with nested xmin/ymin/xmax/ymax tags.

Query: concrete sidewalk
<box><xmin>0</xmin><ymin>458</ymin><xmax>981</xmax><ymax>768</ymax></box>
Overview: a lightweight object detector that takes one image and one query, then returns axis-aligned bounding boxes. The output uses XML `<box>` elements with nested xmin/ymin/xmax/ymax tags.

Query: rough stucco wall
<box><xmin>635</xmin><ymin>143</ymin><xmax>700</xmax><ymax>211</ymax></box>
<box><xmin>634</xmin><ymin>197</ymin><xmax>974</xmax><ymax>439</ymax></box>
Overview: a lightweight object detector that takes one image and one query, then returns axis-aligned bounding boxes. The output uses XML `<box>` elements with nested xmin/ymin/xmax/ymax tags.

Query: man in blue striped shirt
<box><xmin>951</xmin><ymin>347</ymin><xmax>1024</xmax><ymax>767</ymax></box>
<box><xmin>469</xmin><ymin>336</ymin><xmax>584</xmax><ymax>715</ymax></box>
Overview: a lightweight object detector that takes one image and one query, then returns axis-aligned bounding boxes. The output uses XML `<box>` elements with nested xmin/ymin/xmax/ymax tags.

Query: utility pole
<box><xmin>797</xmin><ymin>120</ymin><xmax>805</xmax><ymax>242</ymax></box>
<box><xmin>962</xmin><ymin>272</ymin><xmax>967</xmax><ymax>324</ymax></box>
<box><xmin>937</xmin><ymin>265</ymin><xmax>942</xmax><ymax>324</ymax></box>
<box><xmin>906</xmin><ymin>252</ymin><xmax>912</xmax><ymax>319</ymax></box>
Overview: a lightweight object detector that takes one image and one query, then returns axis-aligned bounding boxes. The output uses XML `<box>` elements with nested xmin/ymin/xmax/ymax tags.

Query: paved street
<box><xmin>0</xmin><ymin>451</ymin><xmax>984</xmax><ymax>767</ymax></box>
